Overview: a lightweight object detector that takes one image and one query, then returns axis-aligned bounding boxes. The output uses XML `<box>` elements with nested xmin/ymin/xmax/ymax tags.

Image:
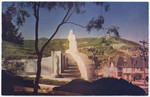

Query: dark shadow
<box><xmin>53</xmin><ymin>77</ymin><xmax>146</xmax><ymax>95</ymax></box>
<box><xmin>2</xmin><ymin>70</ymin><xmax>40</xmax><ymax>95</ymax></box>
<box><xmin>12</xmin><ymin>76</ymin><xmax>35</xmax><ymax>88</ymax></box>
<box><xmin>53</xmin><ymin>79</ymin><xmax>93</xmax><ymax>95</ymax></box>
<box><xmin>2</xmin><ymin>70</ymin><xmax>14</xmax><ymax>95</ymax></box>
<box><xmin>92</xmin><ymin>77</ymin><xmax>146</xmax><ymax>95</ymax></box>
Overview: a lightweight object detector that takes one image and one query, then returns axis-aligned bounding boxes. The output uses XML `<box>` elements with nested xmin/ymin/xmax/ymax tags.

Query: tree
<box><xmin>86</xmin><ymin>2</ymin><xmax>120</xmax><ymax>38</ymax></box>
<box><xmin>2</xmin><ymin>12</ymin><xmax>24</xmax><ymax>45</ymax></box>
<box><xmin>32</xmin><ymin>2</ymin><xmax>86</xmax><ymax>93</ymax></box>
<box><xmin>86</xmin><ymin>2</ymin><xmax>109</xmax><ymax>32</ymax></box>
<box><xmin>105</xmin><ymin>26</ymin><xmax>120</xmax><ymax>38</ymax></box>
<box><xmin>5</xmin><ymin>2</ymin><xmax>85</xmax><ymax>94</ymax></box>
<box><xmin>2</xmin><ymin>4</ymin><xmax>30</xmax><ymax>45</ymax></box>
<box><xmin>4</xmin><ymin>2</ymin><xmax>111</xmax><ymax>94</ymax></box>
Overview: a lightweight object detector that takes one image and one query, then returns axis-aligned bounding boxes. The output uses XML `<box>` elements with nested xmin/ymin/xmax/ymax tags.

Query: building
<box><xmin>107</xmin><ymin>56</ymin><xmax>148</xmax><ymax>82</ymax></box>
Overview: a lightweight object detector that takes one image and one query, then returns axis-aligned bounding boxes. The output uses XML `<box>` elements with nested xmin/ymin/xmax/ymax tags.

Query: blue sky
<box><xmin>2</xmin><ymin>2</ymin><xmax>148</xmax><ymax>43</ymax></box>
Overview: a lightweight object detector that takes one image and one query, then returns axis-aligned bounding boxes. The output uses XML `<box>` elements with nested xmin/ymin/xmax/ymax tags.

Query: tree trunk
<box><xmin>34</xmin><ymin>54</ymin><xmax>42</xmax><ymax>94</ymax></box>
<box><xmin>33</xmin><ymin>3</ymin><xmax>41</xmax><ymax>94</ymax></box>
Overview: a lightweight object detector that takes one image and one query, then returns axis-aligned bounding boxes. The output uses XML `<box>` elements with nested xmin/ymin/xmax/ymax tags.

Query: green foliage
<box><xmin>3</xmin><ymin>36</ymin><xmax>143</xmax><ymax>70</ymax></box>
<box><xmin>39</xmin><ymin>78</ymin><xmax>68</xmax><ymax>86</ymax></box>
<box><xmin>13</xmin><ymin>76</ymin><xmax>68</xmax><ymax>86</ymax></box>
<box><xmin>2</xmin><ymin>59</ymin><xmax>25</xmax><ymax>75</ymax></box>
<box><xmin>77</xmin><ymin>36</ymin><xmax>143</xmax><ymax>69</ymax></box>
<box><xmin>47</xmin><ymin>39</ymin><xmax>69</xmax><ymax>53</ymax></box>
<box><xmin>86</xmin><ymin>15</ymin><xmax>104</xmax><ymax>32</ymax></box>
<box><xmin>2</xmin><ymin>38</ymin><xmax>69</xmax><ymax>59</ymax></box>
<box><xmin>2</xmin><ymin>41</ymin><xmax>37</xmax><ymax>59</ymax></box>
<box><xmin>86</xmin><ymin>3</ymin><xmax>110</xmax><ymax>32</ymax></box>
<box><xmin>2</xmin><ymin>12</ymin><xmax>24</xmax><ymax>45</ymax></box>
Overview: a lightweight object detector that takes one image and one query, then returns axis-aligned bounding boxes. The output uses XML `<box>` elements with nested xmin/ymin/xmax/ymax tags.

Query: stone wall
<box><xmin>19</xmin><ymin>51</ymin><xmax>63</xmax><ymax>78</ymax></box>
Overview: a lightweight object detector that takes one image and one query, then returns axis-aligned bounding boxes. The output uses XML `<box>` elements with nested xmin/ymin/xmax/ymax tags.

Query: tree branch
<box><xmin>62</xmin><ymin>7</ymin><xmax>72</xmax><ymax>23</ymax></box>
<box><xmin>64</xmin><ymin>8</ymin><xmax>75</xmax><ymax>22</ymax></box>
<box><xmin>40</xmin><ymin>23</ymin><xmax>63</xmax><ymax>53</ymax></box>
<box><xmin>101</xmin><ymin>26</ymin><xmax>107</xmax><ymax>33</ymax></box>
<box><xmin>65</xmin><ymin>21</ymin><xmax>86</xmax><ymax>28</ymax></box>
<box><xmin>37</xmin><ymin>3</ymin><xmax>40</xmax><ymax>19</ymax></box>
<box><xmin>33</xmin><ymin>2</ymin><xmax>37</xmax><ymax>18</ymax></box>
<box><xmin>40</xmin><ymin>7</ymin><xmax>73</xmax><ymax>53</ymax></box>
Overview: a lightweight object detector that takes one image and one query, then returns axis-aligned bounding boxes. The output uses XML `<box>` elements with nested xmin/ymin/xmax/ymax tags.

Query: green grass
<box><xmin>13</xmin><ymin>76</ymin><xmax>68</xmax><ymax>86</ymax></box>
<box><xmin>39</xmin><ymin>78</ymin><xmax>68</xmax><ymax>86</ymax></box>
<box><xmin>24</xmin><ymin>77</ymin><xmax>68</xmax><ymax>86</ymax></box>
<box><xmin>2</xmin><ymin>41</ymin><xmax>37</xmax><ymax>59</ymax></box>
<box><xmin>77</xmin><ymin>36</ymin><xmax>143</xmax><ymax>67</ymax></box>
<box><xmin>2</xmin><ymin>36</ymin><xmax>144</xmax><ymax>68</ymax></box>
<box><xmin>2</xmin><ymin>38</ymin><xmax>69</xmax><ymax>59</ymax></box>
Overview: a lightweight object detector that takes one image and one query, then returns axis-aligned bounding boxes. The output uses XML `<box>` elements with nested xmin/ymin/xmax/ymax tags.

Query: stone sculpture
<box><xmin>66</xmin><ymin>30</ymin><xmax>78</xmax><ymax>53</ymax></box>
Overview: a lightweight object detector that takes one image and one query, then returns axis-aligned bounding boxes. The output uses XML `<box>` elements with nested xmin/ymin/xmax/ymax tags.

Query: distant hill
<box><xmin>77</xmin><ymin>36</ymin><xmax>145</xmax><ymax>68</ymax></box>
<box><xmin>78</xmin><ymin>36</ymin><xmax>143</xmax><ymax>58</ymax></box>
<box><xmin>2</xmin><ymin>37</ymin><xmax>69</xmax><ymax>59</ymax></box>
<box><xmin>2</xmin><ymin>36</ymin><xmax>145</xmax><ymax>62</ymax></box>
<box><xmin>2</xmin><ymin>36</ymin><xmax>147</xmax><ymax>77</ymax></box>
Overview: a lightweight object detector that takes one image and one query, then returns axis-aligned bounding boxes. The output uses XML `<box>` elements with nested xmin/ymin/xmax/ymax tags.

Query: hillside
<box><xmin>2</xmin><ymin>37</ymin><xmax>69</xmax><ymax>59</ymax></box>
<box><xmin>78</xmin><ymin>36</ymin><xmax>143</xmax><ymax>58</ymax></box>
<box><xmin>2</xmin><ymin>41</ymin><xmax>37</xmax><ymax>59</ymax></box>
<box><xmin>77</xmin><ymin>36</ymin><xmax>144</xmax><ymax>68</ymax></box>
<box><xmin>2</xmin><ymin>36</ymin><xmax>145</xmax><ymax>64</ymax></box>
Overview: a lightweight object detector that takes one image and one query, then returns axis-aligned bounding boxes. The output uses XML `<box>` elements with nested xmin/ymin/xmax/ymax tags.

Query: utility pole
<box><xmin>139</xmin><ymin>39</ymin><xmax>148</xmax><ymax>86</ymax></box>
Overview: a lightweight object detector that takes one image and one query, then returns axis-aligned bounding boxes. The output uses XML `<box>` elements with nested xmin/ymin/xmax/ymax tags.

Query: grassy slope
<box><xmin>2</xmin><ymin>37</ymin><xmax>69</xmax><ymax>59</ymax></box>
<box><xmin>2</xmin><ymin>36</ymin><xmax>143</xmax><ymax>66</ymax></box>
<box><xmin>2</xmin><ymin>36</ymin><xmax>146</xmax><ymax>78</ymax></box>
<box><xmin>77</xmin><ymin>36</ymin><xmax>144</xmax><ymax>68</ymax></box>
<box><xmin>2</xmin><ymin>41</ymin><xmax>37</xmax><ymax>59</ymax></box>
<box><xmin>78</xmin><ymin>36</ymin><xmax>142</xmax><ymax>57</ymax></box>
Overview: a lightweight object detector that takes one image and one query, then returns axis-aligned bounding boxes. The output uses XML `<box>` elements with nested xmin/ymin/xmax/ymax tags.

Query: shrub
<box><xmin>2</xmin><ymin>58</ymin><xmax>25</xmax><ymax>75</ymax></box>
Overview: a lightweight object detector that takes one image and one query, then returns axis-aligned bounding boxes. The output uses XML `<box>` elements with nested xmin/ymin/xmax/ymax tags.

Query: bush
<box><xmin>2</xmin><ymin>58</ymin><xmax>25</xmax><ymax>75</ymax></box>
<box><xmin>2</xmin><ymin>12</ymin><xmax>24</xmax><ymax>45</ymax></box>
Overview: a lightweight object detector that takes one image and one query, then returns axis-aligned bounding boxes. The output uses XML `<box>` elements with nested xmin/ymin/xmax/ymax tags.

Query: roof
<box><xmin>109</xmin><ymin>56</ymin><xmax>148</xmax><ymax>68</ymax></box>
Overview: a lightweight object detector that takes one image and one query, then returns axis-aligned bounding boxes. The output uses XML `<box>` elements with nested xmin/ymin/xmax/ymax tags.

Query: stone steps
<box><xmin>61</xmin><ymin>66</ymin><xmax>81</xmax><ymax>78</ymax></box>
<box><xmin>60</xmin><ymin>53</ymin><xmax>81</xmax><ymax>78</ymax></box>
<box><xmin>63</xmin><ymin>69</ymin><xmax>80</xmax><ymax>73</ymax></box>
<box><xmin>67</xmin><ymin>66</ymin><xmax>79</xmax><ymax>69</ymax></box>
<box><xmin>63</xmin><ymin>64</ymin><xmax>79</xmax><ymax>70</ymax></box>
<box><xmin>60</xmin><ymin>73</ymin><xmax>81</xmax><ymax>78</ymax></box>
